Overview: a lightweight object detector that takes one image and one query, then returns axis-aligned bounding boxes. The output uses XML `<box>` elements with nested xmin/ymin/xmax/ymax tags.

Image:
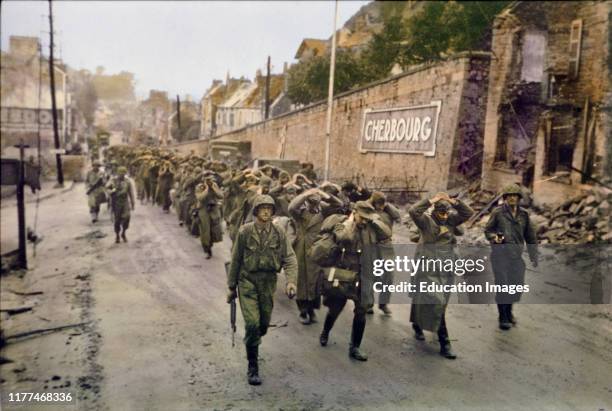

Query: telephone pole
<box><xmin>48</xmin><ymin>0</ymin><xmax>64</xmax><ymax>186</ymax></box>
<box><xmin>265</xmin><ymin>56</ymin><xmax>271</xmax><ymax>120</ymax></box>
<box><xmin>176</xmin><ymin>95</ymin><xmax>181</xmax><ymax>141</ymax></box>
<box><xmin>323</xmin><ymin>0</ymin><xmax>339</xmax><ymax>181</ymax></box>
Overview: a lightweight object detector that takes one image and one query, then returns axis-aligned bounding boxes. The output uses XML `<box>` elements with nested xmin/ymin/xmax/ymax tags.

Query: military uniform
<box><xmin>370</xmin><ymin>192</ymin><xmax>402</xmax><ymax>311</ymax></box>
<box><xmin>227</xmin><ymin>195</ymin><xmax>297</xmax><ymax>385</ymax></box>
<box><xmin>485</xmin><ymin>184</ymin><xmax>538</xmax><ymax>329</ymax></box>
<box><xmin>85</xmin><ymin>163</ymin><xmax>106</xmax><ymax>223</ymax></box>
<box><xmin>408</xmin><ymin>195</ymin><xmax>473</xmax><ymax>358</ymax></box>
<box><xmin>318</xmin><ymin>202</ymin><xmax>392</xmax><ymax>361</ymax></box>
<box><xmin>195</xmin><ymin>179</ymin><xmax>224</xmax><ymax>258</ymax></box>
<box><xmin>156</xmin><ymin>160</ymin><xmax>175</xmax><ymax>212</ymax></box>
<box><xmin>288</xmin><ymin>190</ymin><xmax>325</xmax><ymax>323</ymax></box>
<box><xmin>106</xmin><ymin>167</ymin><xmax>135</xmax><ymax>243</ymax></box>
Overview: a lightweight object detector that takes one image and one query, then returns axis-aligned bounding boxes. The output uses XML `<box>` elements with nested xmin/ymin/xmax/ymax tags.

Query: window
<box><xmin>520</xmin><ymin>31</ymin><xmax>546</xmax><ymax>82</ymax></box>
<box><xmin>230</xmin><ymin>112</ymin><xmax>234</xmax><ymax>127</ymax></box>
<box><xmin>545</xmin><ymin>115</ymin><xmax>576</xmax><ymax>175</ymax></box>
<box><xmin>568</xmin><ymin>19</ymin><xmax>582</xmax><ymax>79</ymax></box>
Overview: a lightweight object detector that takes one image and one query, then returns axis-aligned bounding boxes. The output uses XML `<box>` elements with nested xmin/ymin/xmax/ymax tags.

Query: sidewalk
<box><xmin>1</xmin><ymin>181</ymin><xmax>78</xmax><ymax>257</ymax></box>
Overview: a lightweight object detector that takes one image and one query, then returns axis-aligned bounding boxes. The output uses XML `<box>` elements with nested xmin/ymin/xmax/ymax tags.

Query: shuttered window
<box><xmin>568</xmin><ymin>19</ymin><xmax>582</xmax><ymax>79</ymax></box>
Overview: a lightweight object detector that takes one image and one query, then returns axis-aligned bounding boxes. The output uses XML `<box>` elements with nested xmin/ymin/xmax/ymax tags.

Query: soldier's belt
<box><xmin>324</xmin><ymin>267</ymin><xmax>359</xmax><ymax>288</ymax></box>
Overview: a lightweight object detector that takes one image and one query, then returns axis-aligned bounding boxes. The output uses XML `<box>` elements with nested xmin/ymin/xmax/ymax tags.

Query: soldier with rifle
<box><xmin>226</xmin><ymin>195</ymin><xmax>297</xmax><ymax>385</ymax></box>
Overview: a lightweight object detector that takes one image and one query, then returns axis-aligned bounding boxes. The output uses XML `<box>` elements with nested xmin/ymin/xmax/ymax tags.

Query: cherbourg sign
<box><xmin>359</xmin><ymin>101</ymin><xmax>441</xmax><ymax>156</ymax></box>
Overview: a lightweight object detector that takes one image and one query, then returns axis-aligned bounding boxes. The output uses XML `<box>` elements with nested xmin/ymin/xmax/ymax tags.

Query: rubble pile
<box><xmin>400</xmin><ymin>181</ymin><xmax>610</xmax><ymax>245</ymax></box>
<box><xmin>537</xmin><ymin>188</ymin><xmax>611</xmax><ymax>244</ymax></box>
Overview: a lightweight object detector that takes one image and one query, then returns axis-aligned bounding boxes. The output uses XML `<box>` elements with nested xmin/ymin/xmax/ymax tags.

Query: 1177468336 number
<box><xmin>5</xmin><ymin>392</ymin><xmax>74</xmax><ymax>403</ymax></box>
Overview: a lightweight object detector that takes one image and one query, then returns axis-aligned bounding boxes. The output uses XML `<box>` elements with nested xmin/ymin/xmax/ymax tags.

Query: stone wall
<box><xmin>207</xmin><ymin>52</ymin><xmax>490</xmax><ymax>196</ymax></box>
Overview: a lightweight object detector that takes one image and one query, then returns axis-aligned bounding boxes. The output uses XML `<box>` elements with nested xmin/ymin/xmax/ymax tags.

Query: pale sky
<box><xmin>1</xmin><ymin>0</ymin><xmax>370</xmax><ymax>100</ymax></box>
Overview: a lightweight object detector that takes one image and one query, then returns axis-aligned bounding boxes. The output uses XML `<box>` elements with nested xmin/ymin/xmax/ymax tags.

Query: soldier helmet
<box><xmin>284</xmin><ymin>183</ymin><xmax>298</xmax><ymax>194</ymax></box>
<box><xmin>117</xmin><ymin>166</ymin><xmax>128</xmax><ymax>176</ymax></box>
<box><xmin>353</xmin><ymin>201</ymin><xmax>376</xmax><ymax>220</ymax></box>
<box><xmin>370</xmin><ymin>191</ymin><xmax>386</xmax><ymax>206</ymax></box>
<box><xmin>252</xmin><ymin>195</ymin><xmax>276</xmax><ymax>216</ymax></box>
<box><xmin>92</xmin><ymin>160</ymin><xmax>101</xmax><ymax>167</ymax></box>
<box><xmin>259</xmin><ymin>175</ymin><xmax>272</xmax><ymax>188</ymax></box>
<box><xmin>501</xmin><ymin>184</ymin><xmax>523</xmax><ymax>198</ymax></box>
<box><xmin>342</xmin><ymin>181</ymin><xmax>357</xmax><ymax>192</ymax></box>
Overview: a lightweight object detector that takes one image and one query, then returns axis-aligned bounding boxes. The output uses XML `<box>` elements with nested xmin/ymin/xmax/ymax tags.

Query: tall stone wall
<box><xmin>211</xmin><ymin>52</ymin><xmax>490</xmax><ymax>196</ymax></box>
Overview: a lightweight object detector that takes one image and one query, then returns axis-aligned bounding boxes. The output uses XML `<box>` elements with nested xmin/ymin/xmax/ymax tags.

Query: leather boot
<box><xmin>348</xmin><ymin>316</ymin><xmax>367</xmax><ymax>361</ymax></box>
<box><xmin>439</xmin><ymin>337</ymin><xmax>457</xmax><ymax>359</ymax></box>
<box><xmin>320</xmin><ymin>311</ymin><xmax>338</xmax><ymax>346</ymax></box>
<box><xmin>115</xmin><ymin>234</ymin><xmax>120</xmax><ymax>244</ymax></box>
<box><xmin>121</xmin><ymin>231</ymin><xmax>128</xmax><ymax>242</ymax></box>
<box><xmin>438</xmin><ymin>317</ymin><xmax>456</xmax><ymax>359</ymax></box>
<box><xmin>308</xmin><ymin>308</ymin><xmax>317</xmax><ymax>324</ymax></box>
<box><xmin>246</xmin><ymin>346</ymin><xmax>261</xmax><ymax>385</ymax></box>
<box><xmin>498</xmin><ymin>304</ymin><xmax>511</xmax><ymax>330</ymax></box>
<box><xmin>412</xmin><ymin>323</ymin><xmax>425</xmax><ymax>341</ymax></box>
<box><xmin>509</xmin><ymin>304</ymin><xmax>517</xmax><ymax>326</ymax></box>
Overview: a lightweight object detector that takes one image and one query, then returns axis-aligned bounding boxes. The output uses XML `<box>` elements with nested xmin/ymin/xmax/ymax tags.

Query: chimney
<box><xmin>256</xmin><ymin>69</ymin><xmax>262</xmax><ymax>79</ymax></box>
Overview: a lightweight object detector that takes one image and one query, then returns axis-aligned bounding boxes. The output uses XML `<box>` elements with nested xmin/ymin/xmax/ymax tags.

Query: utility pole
<box><xmin>48</xmin><ymin>0</ymin><xmax>64</xmax><ymax>186</ymax></box>
<box><xmin>176</xmin><ymin>95</ymin><xmax>181</xmax><ymax>142</ymax></box>
<box><xmin>265</xmin><ymin>56</ymin><xmax>271</xmax><ymax>120</ymax></box>
<box><xmin>323</xmin><ymin>0</ymin><xmax>339</xmax><ymax>181</ymax></box>
<box><xmin>15</xmin><ymin>141</ymin><xmax>30</xmax><ymax>269</ymax></box>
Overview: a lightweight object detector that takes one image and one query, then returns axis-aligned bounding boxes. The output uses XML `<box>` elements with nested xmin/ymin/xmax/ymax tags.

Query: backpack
<box><xmin>308</xmin><ymin>214</ymin><xmax>347</xmax><ymax>267</ymax></box>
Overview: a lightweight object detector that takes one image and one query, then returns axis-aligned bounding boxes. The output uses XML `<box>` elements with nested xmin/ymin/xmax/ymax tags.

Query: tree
<box><xmin>401</xmin><ymin>1</ymin><xmax>509</xmax><ymax>65</ymax></box>
<box><xmin>360</xmin><ymin>13</ymin><xmax>405</xmax><ymax>83</ymax></box>
<box><xmin>287</xmin><ymin>50</ymin><xmax>364</xmax><ymax>106</ymax></box>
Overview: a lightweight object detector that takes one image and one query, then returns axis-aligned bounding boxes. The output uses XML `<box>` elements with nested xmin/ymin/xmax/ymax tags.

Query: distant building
<box><xmin>200</xmin><ymin>69</ymin><xmax>289</xmax><ymax>138</ymax></box>
<box><xmin>294</xmin><ymin>39</ymin><xmax>328</xmax><ymax>62</ymax></box>
<box><xmin>135</xmin><ymin>90</ymin><xmax>171</xmax><ymax>145</ymax></box>
<box><xmin>1</xmin><ymin>36</ymin><xmax>71</xmax><ymax>160</ymax></box>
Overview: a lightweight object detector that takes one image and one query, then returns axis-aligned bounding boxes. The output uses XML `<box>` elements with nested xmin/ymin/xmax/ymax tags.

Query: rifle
<box><xmin>86</xmin><ymin>177</ymin><xmax>104</xmax><ymax>195</ymax></box>
<box><xmin>224</xmin><ymin>261</ymin><xmax>236</xmax><ymax>347</ymax></box>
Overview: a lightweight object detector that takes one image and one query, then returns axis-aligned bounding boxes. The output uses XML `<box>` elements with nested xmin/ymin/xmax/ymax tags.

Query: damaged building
<box><xmin>481</xmin><ymin>1</ymin><xmax>612</xmax><ymax>206</ymax></box>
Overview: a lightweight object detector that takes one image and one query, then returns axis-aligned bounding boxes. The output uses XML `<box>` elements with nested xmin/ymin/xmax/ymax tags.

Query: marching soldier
<box><xmin>317</xmin><ymin>201</ymin><xmax>392</xmax><ymax>361</ymax></box>
<box><xmin>288</xmin><ymin>188</ymin><xmax>328</xmax><ymax>324</ymax></box>
<box><xmin>369</xmin><ymin>191</ymin><xmax>402</xmax><ymax>315</ymax></box>
<box><xmin>227</xmin><ymin>195</ymin><xmax>298</xmax><ymax>385</ymax></box>
<box><xmin>195</xmin><ymin>173</ymin><xmax>224</xmax><ymax>259</ymax></box>
<box><xmin>156</xmin><ymin>156</ymin><xmax>175</xmax><ymax>213</ymax></box>
<box><xmin>485</xmin><ymin>184</ymin><xmax>538</xmax><ymax>330</ymax></box>
<box><xmin>408</xmin><ymin>192</ymin><xmax>474</xmax><ymax>359</ymax></box>
<box><xmin>106</xmin><ymin>166</ymin><xmax>135</xmax><ymax>244</ymax></box>
<box><xmin>85</xmin><ymin>160</ymin><xmax>106</xmax><ymax>223</ymax></box>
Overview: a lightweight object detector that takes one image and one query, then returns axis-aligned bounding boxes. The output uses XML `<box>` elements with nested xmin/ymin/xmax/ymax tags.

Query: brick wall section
<box><xmin>206</xmin><ymin>53</ymin><xmax>490</xmax><ymax>196</ymax></box>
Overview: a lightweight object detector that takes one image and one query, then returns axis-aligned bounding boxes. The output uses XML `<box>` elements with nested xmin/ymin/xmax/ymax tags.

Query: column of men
<box><xmin>86</xmin><ymin>146</ymin><xmax>538</xmax><ymax>386</ymax></box>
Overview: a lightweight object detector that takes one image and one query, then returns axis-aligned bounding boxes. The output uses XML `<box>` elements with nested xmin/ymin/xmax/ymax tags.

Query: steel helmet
<box><xmin>252</xmin><ymin>194</ymin><xmax>276</xmax><ymax>216</ymax></box>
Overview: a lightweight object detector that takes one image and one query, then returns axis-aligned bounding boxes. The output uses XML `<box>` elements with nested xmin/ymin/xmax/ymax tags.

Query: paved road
<box><xmin>2</xmin><ymin>183</ymin><xmax>611</xmax><ymax>410</ymax></box>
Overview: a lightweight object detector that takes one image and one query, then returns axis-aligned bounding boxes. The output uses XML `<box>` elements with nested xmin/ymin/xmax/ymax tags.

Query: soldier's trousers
<box><xmin>112</xmin><ymin>205</ymin><xmax>130</xmax><ymax>234</ymax></box>
<box><xmin>378</xmin><ymin>269</ymin><xmax>394</xmax><ymax>305</ymax></box>
<box><xmin>238</xmin><ymin>273</ymin><xmax>277</xmax><ymax>348</ymax></box>
<box><xmin>323</xmin><ymin>295</ymin><xmax>367</xmax><ymax>347</ymax></box>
